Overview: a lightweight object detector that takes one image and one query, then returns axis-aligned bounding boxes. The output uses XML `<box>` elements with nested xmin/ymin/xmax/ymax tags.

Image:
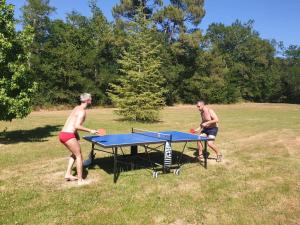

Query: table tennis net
<box><xmin>132</xmin><ymin>128</ymin><xmax>172</xmax><ymax>141</ymax></box>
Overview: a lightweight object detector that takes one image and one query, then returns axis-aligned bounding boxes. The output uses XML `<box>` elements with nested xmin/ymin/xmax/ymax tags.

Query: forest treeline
<box><xmin>2</xmin><ymin>0</ymin><xmax>300</xmax><ymax>115</ymax></box>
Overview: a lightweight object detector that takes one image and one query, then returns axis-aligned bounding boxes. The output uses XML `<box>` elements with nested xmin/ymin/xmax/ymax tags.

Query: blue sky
<box><xmin>7</xmin><ymin>0</ymin><xmax>300</xmax><ymax>47</ymax></box>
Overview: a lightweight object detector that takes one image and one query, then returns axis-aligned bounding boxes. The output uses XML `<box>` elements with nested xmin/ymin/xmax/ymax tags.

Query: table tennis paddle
<box><xmin>189</xmin><ymin>128</ymin><xmax>195</xmax><ymax>134</ymax></box>
<box><xmin>97</xmin><ymin>128</ymin><xmax>106</xmax><ymax>136</ymax></box>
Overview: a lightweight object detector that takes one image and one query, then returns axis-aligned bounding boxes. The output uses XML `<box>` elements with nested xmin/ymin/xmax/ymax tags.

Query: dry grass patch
<box><xmin>1</xmin><ymin>103</ymin><xmax>300</xmax><ymax>225</ymax></box>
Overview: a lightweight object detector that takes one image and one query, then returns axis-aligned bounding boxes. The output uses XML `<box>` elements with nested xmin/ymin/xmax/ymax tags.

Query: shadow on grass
<box><xmin>0</xmin><ymin>125</ymin><xmax>62</xmax><ymax>144</ymax></box>
<box><xmin>187</xmin><ymin>146</ymin><xmax>217</xmax><ymax>159</ymax></box>
<box><xmin>87</xmin><ymin>150</ymin><xmax>201</xmax><ymax>182</ymax></box>
<box><xmin>72</xmin><ymin>166</ymin><xmax>89</xmax><ymax>179</ymax></box>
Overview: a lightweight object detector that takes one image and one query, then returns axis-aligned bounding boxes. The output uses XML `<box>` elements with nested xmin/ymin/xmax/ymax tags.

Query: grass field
<box><xmin>0</xmin><ymin>103</ymin><xmax>300</xmax><ymax>225</ymax></box>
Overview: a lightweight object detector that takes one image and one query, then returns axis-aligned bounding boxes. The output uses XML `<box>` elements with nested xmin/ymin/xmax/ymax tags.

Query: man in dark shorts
<box><xmin>194</xmin><ymin>100</ymin><xmax>222</xmax><ymax>162</ymax></box>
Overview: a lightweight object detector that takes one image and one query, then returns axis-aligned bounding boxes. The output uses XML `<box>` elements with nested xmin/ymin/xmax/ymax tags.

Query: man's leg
<box><xmin>64</xmin><ymin>139</ymin><xmax>86</xmax><ymax>184</ymax></box>
<box><xmin>207</xmin><ymin>141</ymin><xmax>220</xmax><ymax>155</ymax></box>
<box><xmin>197</xmin><ymin>141</ymin><xmax>204</xmax><ymax>159</ymax></box>
<box><xmin>207</xmin><ymin>141</ymin><xmax>222</xmax><ymax>161</ymax></box>
<box><xmin>64</xmin><ymin>154</ymin><xmax>77</xmax><ymax>180</ymax></box>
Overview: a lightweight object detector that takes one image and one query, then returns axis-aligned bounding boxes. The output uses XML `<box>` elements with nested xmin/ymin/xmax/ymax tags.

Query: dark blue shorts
<box><xmin>201</xmin><ymin>127</ymin><xmax>218</xmax><ymax>138</ymax></box>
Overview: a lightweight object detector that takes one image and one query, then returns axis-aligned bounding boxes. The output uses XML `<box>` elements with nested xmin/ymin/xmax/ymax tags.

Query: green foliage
<box><xmin>154</xmin><ymin>0</ymin><xmax>205</xmax><ymax>40</ymax></box>
<box><xmin>279</xmin><ymin>45</ymin><xmax>300</xmax><ymax>103</ymax></box>
<box><xmin>182</xmin><ymin>51</ymin><xmax>240</xmax><ymax>103</ymax></box>
<box><xmin>0</xmin><ymin>0</ymin><xmax>37</xmax><ymax>121</ymax></box>
<box><xmin>21</xmin><ymin>0</ymin><xmax>117</xmax><ymax>105</ymax></box>
<box><xmin>285</xmin><ymin>45</ymin><xmax>300</xmax><ymax>60</ymax></box>
<box><xmin>182</xmin><ymin>75</ymin><xmax>227</xmax><ymax>103</ymax></box>
<box><xmin>206</xmin><ymin>20</ymin><xmax>278</xmax><ymax>102</ymax></box>
<box><xmin>109</xmin><ymin>8</ymin><xmax>165</xmax><ymax>122</ymax></box>
<box><xmin>21</xmin><ymin>0</ymin><xmax>55</xmax><ymax>43</ymax></box>
<box><xmin>2</xmin><ymin>0</ymin><xmax>297</xmax><ymax>111</ymax></box>
<box><xmin>113</xmin><ymin>0</ymin><xmax>163</xmax><ymax>20</ymax></box>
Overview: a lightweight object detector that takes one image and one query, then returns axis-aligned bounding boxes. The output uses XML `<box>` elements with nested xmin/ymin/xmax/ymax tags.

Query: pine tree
<box><xmin>21</xmin><ymin>0</ymin><xmax>55</xmax><ymax>52</ymax></box>
<box><xmin>113</xmin><ymin>0</ymin><xmax>163</xmax><ymax>21</ymax></box>
<box><xmin>109</xmin><ymin>7</ymin><xmax>165</xmax><ymax>122</ymax></box>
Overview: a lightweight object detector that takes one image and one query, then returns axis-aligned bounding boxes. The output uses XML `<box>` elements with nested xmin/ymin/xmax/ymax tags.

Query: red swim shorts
<box><xmin>59</xmin><ymin>132</ymin><xmax>76</xmax><ymax>143</ymax></box>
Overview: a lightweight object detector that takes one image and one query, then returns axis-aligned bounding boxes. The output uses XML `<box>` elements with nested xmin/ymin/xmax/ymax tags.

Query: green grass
<box><xmin>0</xmin><ymin>103</ymin><xmax>300</xmax><ymax>225</ymax></box>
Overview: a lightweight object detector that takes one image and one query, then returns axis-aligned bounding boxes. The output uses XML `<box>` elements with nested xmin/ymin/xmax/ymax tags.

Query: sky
<box><xmin>7</xmin><ymin>0</ymin><xmax>300</xmax><ymax>47</ymax></box>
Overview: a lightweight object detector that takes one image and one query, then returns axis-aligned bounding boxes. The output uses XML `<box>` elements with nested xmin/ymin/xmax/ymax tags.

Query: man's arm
<box><xmin>74</xmin><ymin>111</ymin><xmax>97</xmax><ymax>134</ymax></box>
<box><xmin>195</xmin><ymin>126</ymin><xmax>202</xmax><ymax>132</ymax></box>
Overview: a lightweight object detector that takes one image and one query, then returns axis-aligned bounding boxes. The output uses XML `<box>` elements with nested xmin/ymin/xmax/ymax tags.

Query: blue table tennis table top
<box><xmin>83</xmin><ymin>131</ymin><xmax>210</xmax><ymax>148</ymax></box>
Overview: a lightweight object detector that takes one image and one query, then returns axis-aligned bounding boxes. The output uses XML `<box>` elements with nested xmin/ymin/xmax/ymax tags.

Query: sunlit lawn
<box><xmin>0</xmin><ymin>103</ymin><xmax>300</xmax><ymax>225</ymax></box>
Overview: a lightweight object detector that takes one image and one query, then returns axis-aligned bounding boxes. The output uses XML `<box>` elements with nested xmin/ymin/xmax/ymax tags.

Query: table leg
<box><xmin>113</xmin><ymin>147</ymin><xmax>118</xmax><ymax>183</ymax></box>
<box><xmin>131</xmin><ymin>145</ymin><xmax>138</xmax><ymax>155</ymax></box>
<box><xmin>163</xmin><ymin>141</ymin><xmax>172</xmax><ymax>173</ymax></box>
<box><xmin>177</xmin><ymin>142</ymin><xmax>187</xmax><ymax>168</ymax></box>
<box><xmin>91</xmin><ymin>143</ymin><xmax>95</xmax><ymax>164</ymax></box>
<box><xmin>204</xmin><ymin>141</ymin><xmax>208</xmax><ymax>169</ymax></box>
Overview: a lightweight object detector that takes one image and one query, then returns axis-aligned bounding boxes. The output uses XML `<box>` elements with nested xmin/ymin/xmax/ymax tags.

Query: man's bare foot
<box><xmin>198</xmin><ymin>154</ymin><xmax>204</xmax><ymax>160</ymax></box>
<box><xmin>64</xmin><ymin>175</ymin><xmax>78</xmax><ymax>181</ymax></box>
<box><xmin>216</xmin><ymin>154</ymin><xmax>223</xmax><ymax>162</ymax></box>
<box><xmin>77</xmin><ymin>179</ymin><xmax>90</xmax><ymax>186</ymax></box>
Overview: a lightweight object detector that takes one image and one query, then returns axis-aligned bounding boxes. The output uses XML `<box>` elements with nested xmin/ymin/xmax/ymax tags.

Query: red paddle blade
<box><xmin>97</xmin><ymin>128</ymin><xmax>106</xmax><ymax>135</ymax></box>
<box><xmin>190</xmin><ymin>128</ymin><xmax>195</xmax><ymax>134</ymax></box>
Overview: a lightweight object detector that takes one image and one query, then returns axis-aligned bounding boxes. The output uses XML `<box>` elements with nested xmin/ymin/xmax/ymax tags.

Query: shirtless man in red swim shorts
<box><xmin>59</xmin><ymin>93</ymin><xmax>98</xmax><ymax>185</ymax></box>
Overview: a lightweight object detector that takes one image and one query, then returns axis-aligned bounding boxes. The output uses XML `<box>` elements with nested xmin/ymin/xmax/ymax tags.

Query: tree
<box><xmin>21</xmin><ymin>0</ymin><xmax>117</xmax><ymax>106</ymax></box>
<box><xmin>182</xmin><ymin>50</ymin><xmax>239</xmax><ymax>103</ymax></box>
<box><xmin>154</xmin><ymin>0</ymin><xmax>205</xmax><ymax>42</ymax></box>
<box><xmin>285</xmin><ymin>45</ymin><xmax>300</xmax><ymax>60</ymax></box>
<box><xmin>0</xmin><ymin>0</ymin><xmax>37</xmax><ymax>121</ymax></box>
<box><xmin>21</xmin><ymin>0</ymin><xmax>55</xmax><ymax>105</ymax></box>
<box><xmin>109</xmin><ymin>7</ymin><xmax>165</xmax><ymax>121</ymax></box>
<box><xmin>280</xmin><ymin>45</ymin><xmax>300</xmax><ymax>103</ymax></box>
<box><xmin>85</xmin><ymin>0</ymin><xmax>119</xmax><ymax>104</ymax></box>
<box><xmin>154</xmin><ymin>1</ymin><xmax>206</xmax><ymax>104</ymax></box>
<box><xmin>113</xmin><ymin>0</ymin><xmax>205</xmax><ymax>48</ymax></box>
<box><xmin>21</xmin><ymin>0</ymin><xmax>55</xmax><ymax>49</ymax></box>
<box><xmin>206</xmin><ymin>20</ymin><xmax>279</xmax><ymax>102</ymax></box>
<box><xmin>113</xmin><ymin>0</ymin><xmax>163</xmax><ymax>21</ymax></box>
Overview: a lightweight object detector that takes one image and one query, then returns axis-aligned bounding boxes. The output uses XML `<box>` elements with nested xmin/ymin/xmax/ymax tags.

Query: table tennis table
<box><xmin>83</xmin><ymin>128</ymin><xmax>212</xmax><ymax>183</ymax></box>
